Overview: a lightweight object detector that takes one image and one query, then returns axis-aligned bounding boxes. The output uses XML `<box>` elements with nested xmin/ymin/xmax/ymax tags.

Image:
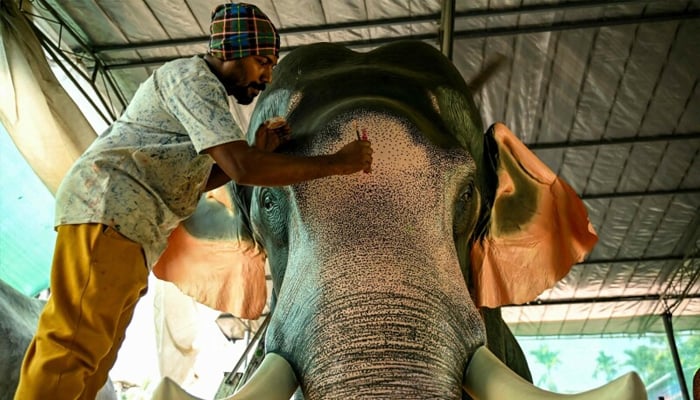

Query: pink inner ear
<box><xmin>153</xmin><ymin>224</ymin><xmax>268</xmax><ymax>319</ymax></box>
<box><xmin>470</xmin><ymin>123</ymin><xmax>598</xmax><ymax>308</ymax></box>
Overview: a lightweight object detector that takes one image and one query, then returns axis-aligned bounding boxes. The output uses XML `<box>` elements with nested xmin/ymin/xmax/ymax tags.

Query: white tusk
<box><xmin>225</xmin><ymin>353</ymin><xmax>299</xmax><ymax>400</ymax></box>
<box><xmin>151</xmin><ymin>376</ymin><xmax>203</xmax><ymax>400</ymax></box>
<box><xmin>463</xmin><ymin>346</ymin><xmax>647</xmax><ymax>400</ymax></box>
<box><xmin>150</xmin><ymin>353</ymin><xmax>298</xmax><ymax>400</ymax></box>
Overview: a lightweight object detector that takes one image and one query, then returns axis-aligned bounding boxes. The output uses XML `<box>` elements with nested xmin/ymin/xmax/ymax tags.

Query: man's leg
<box><xmin>84</xmin><ymin>275</ymin><xmax>148</xmax><ymax>397</ymax></box>
<box><xmin>14</xmin><ymin>224</ymin><xmax>148</xmax><ymax>400</ymax></box>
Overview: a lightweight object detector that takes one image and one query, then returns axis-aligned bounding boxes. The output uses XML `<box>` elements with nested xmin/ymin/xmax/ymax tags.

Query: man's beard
<box><xmin>231</xmin><ymin>82</ymin><xmax>266</xmax><ymax>105</ymax></box>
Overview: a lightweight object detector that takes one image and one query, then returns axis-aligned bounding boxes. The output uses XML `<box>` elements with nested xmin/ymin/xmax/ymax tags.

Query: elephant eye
<box><xmin>454</xmin><ymin>181</ymin><xmax>478</xmax><ymax>236</ymax></box>
<box><xmin>262</xmin><ymin>191</ymin><xmax>275</xmax><ymax>211</ymax></box>
<box><xmin>253</xmin><ymin>187</ymin><xmax>288</xmax><ymax>249</ymax></box>
<box><xmin>460</xmin><ymin>182</ymin><xmax>474</xmax><ymax>202</ymax></box>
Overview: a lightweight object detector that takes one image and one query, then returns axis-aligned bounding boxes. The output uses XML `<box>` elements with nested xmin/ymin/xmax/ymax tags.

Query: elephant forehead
<box><xmin>289</xmin><ymin>110</ymin><xmax>475</xmax><ymax>238</ymax></box>
<box><xmin>300</xmin><ymin>110</ymin><xmax>471</xmax><ymax>183</ymax></box>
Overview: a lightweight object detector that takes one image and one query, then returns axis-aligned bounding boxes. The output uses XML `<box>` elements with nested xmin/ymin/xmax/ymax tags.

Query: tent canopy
<box><xmin>4</xmin><ymin>0</ymin><xmax>699</xmax><ymax>336</ymax></box>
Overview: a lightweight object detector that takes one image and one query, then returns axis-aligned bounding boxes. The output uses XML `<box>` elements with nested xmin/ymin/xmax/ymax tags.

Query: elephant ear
<box><xmin>471</xmin><ymin>123</ymin><xmax>598</xmax><ymax>308</ymax></box>
<box><xmin>153</xmin><ymin>183</ymin><xmax>267</xmax><ymax>319</ymax></box>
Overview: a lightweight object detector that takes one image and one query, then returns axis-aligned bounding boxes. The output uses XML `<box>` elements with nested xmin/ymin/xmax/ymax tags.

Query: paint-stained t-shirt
<box><xmin>55</xmin><ymin>56</ymin><xmax>243</xmax><ymax>268</ymax></box>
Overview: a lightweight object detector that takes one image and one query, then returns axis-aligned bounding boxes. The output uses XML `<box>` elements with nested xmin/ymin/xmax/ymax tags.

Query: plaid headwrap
<box><xmin>209</xmin><ymin>3</ymin><xmax>280</xmax><ymax>60</ymax></box>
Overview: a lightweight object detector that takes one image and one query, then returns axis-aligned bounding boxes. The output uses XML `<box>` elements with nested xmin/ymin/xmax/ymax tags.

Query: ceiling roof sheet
<box><xmin>9</xmin><ymin>0</ymin><xmax>699</xmax><ymax>336</ymax></box>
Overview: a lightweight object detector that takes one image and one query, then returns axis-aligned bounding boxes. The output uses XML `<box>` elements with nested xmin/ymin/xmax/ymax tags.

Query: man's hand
<box><xmin>333</xmin><ymin>140</ymin><xmax>373</xmax><ymax>174</ymax></box>
<box><xmin>254</xmin><ymin>120</ymin><xmax>292</xmax><ymax>152</ymax></box>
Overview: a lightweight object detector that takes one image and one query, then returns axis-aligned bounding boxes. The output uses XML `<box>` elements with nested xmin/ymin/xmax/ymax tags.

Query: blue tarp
<box><xmin>0</xmin><ymin>123</ymin><xmax>55</xmax><ymax>296</ymax></box>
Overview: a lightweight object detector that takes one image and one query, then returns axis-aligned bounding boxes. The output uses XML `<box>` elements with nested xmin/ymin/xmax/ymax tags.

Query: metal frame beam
<box><xmin>31</xmin><ymin>24</ymin><xmax>116</xmax><ymax>123</ymax></box>
<box><xmin>579</xmin><ymin>255</ymin><xmax>690</xmax><ymax>265</ymax></box>
<box><xmin>439</xmin><ymin>0</ymin><xmax>456</xmax><ymax>61</ymax></box>
<box><xmin>528</xmin><ymin>132</ymin><xmax>700</xmax><ymax>150</ymax></box>
<box><xmin>99</xmin><ymin>8</ymin><xmax>699</xmax><ymax>70</ymax></box>
<box><xmin>92</xmin><ymin>0</ymin><xmax>649</xmax><ymax>53</ymax></box>
<box><xmin>581</xmin><ymin>188</ymin><xmax>700</xmax><ymax>200</ymax></box>
<box><xmin>23</xmin><ymin>0</ymin><xmax>126</xmax><ymax>118</ymax></box>
<box><xmin>512</xmin><ymin>291</ymin><xmax>700</xmax><ymax>307</ymax></box>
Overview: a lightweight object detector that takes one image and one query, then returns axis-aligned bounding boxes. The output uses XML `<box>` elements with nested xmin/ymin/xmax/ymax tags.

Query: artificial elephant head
<box><xmin>246</xmin><ymin>41</ymin><xmax>597</xmax><ymax>399</ymax></box>
<box><xmin>155</xmin><ymin>40</ymin><xmax>600</xmax><ymax>399</ymax></box>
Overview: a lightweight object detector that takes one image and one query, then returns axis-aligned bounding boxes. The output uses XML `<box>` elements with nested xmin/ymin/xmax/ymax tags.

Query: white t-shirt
<box><xmin>55</xmin><ymin>56</ymin><xmax>243</xmax><ymax>268</ymax></box>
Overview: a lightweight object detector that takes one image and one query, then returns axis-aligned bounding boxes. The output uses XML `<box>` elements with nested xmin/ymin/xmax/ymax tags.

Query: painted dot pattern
<box><xmin>264</xmin><ymin>108</ymin><xmax>486</xmax><ymax>399</ymax></box>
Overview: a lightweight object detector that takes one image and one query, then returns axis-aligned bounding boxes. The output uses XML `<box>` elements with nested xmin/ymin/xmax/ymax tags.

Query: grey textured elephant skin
<box><xmin>0</xmin><ymin>280</ymin><xmax>116</xmax><ymax>400</ymax></box>
<box><xmin>237</xmin><ymin>41</ymin><xmax>532</xmax><ymax>399</ymax></box>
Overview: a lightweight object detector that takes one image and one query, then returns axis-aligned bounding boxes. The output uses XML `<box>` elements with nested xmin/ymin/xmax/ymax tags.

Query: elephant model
<box><xmin>154</xmin><ymin>40</ymin><xmax>645</xmax><ymax>400</ymax></box>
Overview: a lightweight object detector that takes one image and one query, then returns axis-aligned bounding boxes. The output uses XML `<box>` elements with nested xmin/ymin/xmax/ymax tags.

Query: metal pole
<box><xmin>223</xmin><ymin>313</ymin><xmax>271</xmax><ymax>385</ymax></box>
<box><xmin>23</xmin><ymin>0</ymin><xmax>122</xmax><ymax>120</ymax></box>
<box><xmin>439</xmin><ymin>0</ymin><xmax>456</xmax><ymax>61</ymax></box>
<box><xmin>662</xmin><ymin>311</ymin><xmax>690</xmax><ymax>400</ymax></box>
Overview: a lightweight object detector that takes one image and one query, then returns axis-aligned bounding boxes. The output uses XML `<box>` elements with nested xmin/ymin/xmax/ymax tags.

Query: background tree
<box><xmin>623</xmin><ymin>342</ymin><xmax>671</xmax><ymax>385</ymax></box>
<box><xmin>530</xmin><ymin>345</ymin><xmax>561</xmax><ymax>391</ymax></box>
<box><xmin>623</xmin><ymin>333</ymin><xmax>698</xmax><ymax>391</ymax></box>
<box><xmin>593</xmin><ymin>351</ymin><xmax>619</xmax><ymax>381</ymax></box>
<box><xmin>677</xmin><ymin>334</ymin><xmax>699</xmax><ymax>393</ymax></box>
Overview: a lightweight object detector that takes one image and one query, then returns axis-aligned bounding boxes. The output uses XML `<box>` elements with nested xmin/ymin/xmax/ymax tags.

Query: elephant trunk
<box><xmin>266</xmin><ymin>246</ymin><xmax>486</xmax><ymax>399</ymax></box>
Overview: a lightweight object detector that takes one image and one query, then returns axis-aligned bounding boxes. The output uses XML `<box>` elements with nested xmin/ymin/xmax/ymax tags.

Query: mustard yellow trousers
<box><xmin>14</xmin><ymin>224</ymin><xmax>149</xmax><ymax>400</ymax></box>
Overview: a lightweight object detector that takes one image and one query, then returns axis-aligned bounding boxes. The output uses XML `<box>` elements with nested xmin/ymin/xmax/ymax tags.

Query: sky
<box><xmin>518</xmin><ymin>335</ymin><xmax>649</xmax><ymax>392</ymax></box>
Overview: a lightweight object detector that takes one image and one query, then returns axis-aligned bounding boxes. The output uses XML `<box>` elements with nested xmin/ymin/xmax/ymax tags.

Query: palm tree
<box><xmin>593</xmin><ymin>351</ymin><xmax>619</xmax><ymax>381</ymax></box>
<box><xmin>623</xmin><ymin>344</ymin><xmax>671</xmax><ymax>384</ymax></box>
<box><xmin>678</xmin><ymin>335</ymin><xmax>700</xmax><ymax>391</ymax></box>
<box><xmin>530</xmin><ymin>345</ymin><xmax>561</xmax><ymax>391</ymax></box>
<box><xmin>621</xmin><ymin>334</ymin><xmax>698</xmax><ymax>394</ymax></box>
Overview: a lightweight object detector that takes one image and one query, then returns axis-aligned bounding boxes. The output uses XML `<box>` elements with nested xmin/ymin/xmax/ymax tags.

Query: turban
<box><xmin>209</xmin><ymin>3</ymin><xmax>280</xmax><ymax>60</ymax></box>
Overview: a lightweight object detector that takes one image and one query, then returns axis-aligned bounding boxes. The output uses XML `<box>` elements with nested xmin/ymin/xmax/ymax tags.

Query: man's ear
<box><xmin>153</xmin><ymin>184</ymin><xmax>267</xmax><ymax>319</ymax></box>
<box><xmin>470</xmin><ymin>123</ymin><xmax>598</xmax><ymax>308</ymax></box>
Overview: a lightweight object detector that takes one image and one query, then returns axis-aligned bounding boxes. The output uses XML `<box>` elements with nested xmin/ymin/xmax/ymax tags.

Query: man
<box><xmin>14</xmin><ymin>3</ymin><xmax>372</xmax><ymax>399</ymax></box>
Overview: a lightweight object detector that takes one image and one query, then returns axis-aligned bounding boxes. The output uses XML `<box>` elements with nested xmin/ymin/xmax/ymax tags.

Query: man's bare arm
<box><xmin>204</xmin><ymin>139</ymin><xmax>372</xmax><ymax>187</ymax></box>
<box><xmin>205</xmin><ymin>122</ymin><xmax>290</xmax><ymax>191</ymax></box>
<box><xmin>204</xmin><ymin>164</ymin><xmax>231</xmax><ymax>191</ymax></box>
